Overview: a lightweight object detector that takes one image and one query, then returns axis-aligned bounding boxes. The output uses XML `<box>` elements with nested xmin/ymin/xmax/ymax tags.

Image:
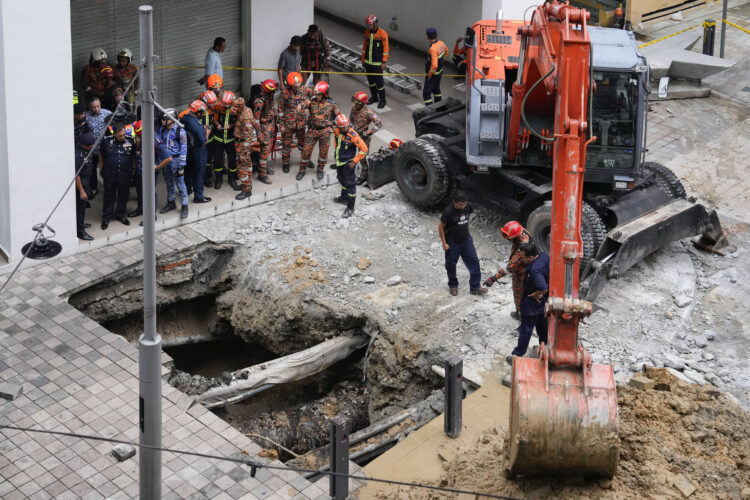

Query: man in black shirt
<box><xmin>438</xmin><ymin>191</ymin><xmax>488</xmax><ymax>297</ymax></box>
<box><xmin>75</xmin><ymin>133</ymin><xmax>97</xmax><ymax>240</ymax></box>
<box><xmin>508</xmin><ymin>243</ymin><xmax>550</xmax><ymax>363</ymax></box>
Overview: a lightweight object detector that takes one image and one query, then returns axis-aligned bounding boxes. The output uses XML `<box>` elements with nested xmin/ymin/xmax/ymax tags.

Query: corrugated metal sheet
<box><xmin>71</xmin><ymin>0</ymin><xmax>241</xmax><ymax>108</ymax></box>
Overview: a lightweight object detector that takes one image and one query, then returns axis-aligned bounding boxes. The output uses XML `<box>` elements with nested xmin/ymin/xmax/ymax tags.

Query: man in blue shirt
<box><xmin>508</xmin><ymin>243</ymin><xmax>550</xmax><ymax>363</ymax></box>
<box><xmin>158</xmin><ymin>109</ymin><xmax>190</xmax><ymax>219</ymax></box>
<box><xmin>182</xmin><ymin>100</ymin><xmax>211</xmax><ymax>203</ymax></box>
<box><xmin>198</xmin><ymin>37</ymin><xmax>225</xmax><ymax>85</ymax></box>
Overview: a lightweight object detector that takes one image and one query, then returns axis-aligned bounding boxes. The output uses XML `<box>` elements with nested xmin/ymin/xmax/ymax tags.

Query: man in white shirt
<box><xmin>198</xmin><ymin>37</ymin><xmax>226</xmax><ymax>85</ymax></box>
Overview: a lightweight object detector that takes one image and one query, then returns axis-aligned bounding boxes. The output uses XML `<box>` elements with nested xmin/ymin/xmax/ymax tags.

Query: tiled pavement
<box><xmin>0</xmin><ymin>225</ymin><xmax>361</xmax><ymax>499</ymax></box>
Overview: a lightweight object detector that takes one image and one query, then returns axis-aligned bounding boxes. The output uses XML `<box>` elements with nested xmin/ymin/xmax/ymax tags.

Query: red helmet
<box><xmin>313</xmin><ymin>81</ymin><xmax>329</xmax><ymax>95</ymax></box>
<box><xmin>389</xmin><ymin>138</ymin><xmax>403</xmax><ymax>150</ymax></box>
<box><xmin>335</xmin><ymin>114</ymin><xmax>350</xmax><ymax>128</ymax></box>
<box><xmin>501</xmin><ymin>221</ymin><xmax>524</xmax><ymax>239</ymax></box>
<box><xmin>100</xmin><ymin>66</ymin><xmax>114</xmax><ymax>77</ymax></box>
<box><xmin>352</xmin><ymin>91</ymin><xmax>368</xmax><ymax>104</ymax></box>
<box><xmin>190</xmin><ymin>99</ymin><xmax>207</xmax><ymax>113</ymax></box>
<box><xmin>261</xmin><ymin>79</ymin><xmax>278</xmax><ymax>92</ymax></box>
<box><xmin>366</xmin><ymin>14</ymin><xmax>378</xmax><ymax>25</ymax></box>
<box><xmin>207</xmin><ymin>74</ymin><xmax>223</xmax><ymax>90</ymax></box>
<box><xmin>133</xmin><ymin>120</ymin><xmax>142</xmax><ymax>136</ymax></box>
<box><xmin>220</xmin><ymin>90</ymin><xmax>236</xmax><ymax>107</ymax></box>
<box><xmin>287</xmin><ymin>72</ymin><xmax>303</xmax><ymax>86</ymax></box>
<box><xmin>200</xmin><ymin>90</ymin><xmax>218</xmax><ymax>107</ymax></box>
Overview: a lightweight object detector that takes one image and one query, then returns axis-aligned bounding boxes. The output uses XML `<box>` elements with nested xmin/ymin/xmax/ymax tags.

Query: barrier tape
<box><xmin>154</xmin><ymin>65</ymin><xmax>466</xmax><ymax>78</ymax></box>
<box><xmin>724</xmin><ymin>18</ymin><xmax>750</xmax><ymax>35</ymax></box>
<box><xmin>638</xmin><ymin>23</ymin><xmax>701</xmax><ymax>48</ymax></box>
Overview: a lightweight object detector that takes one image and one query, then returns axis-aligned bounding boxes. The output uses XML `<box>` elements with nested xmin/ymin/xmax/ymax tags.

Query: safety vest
<box><xmin>364</xmin><ymin>28</ymin><xmax>387</xmax><ymax>65</ymax></box>
<box><xmin>202</xmin><ymin>112</ymin><xmax>214</xmax><ymax>143</ymax></box>
<box><xmin>335</xmin><ymin>130</ymin><xmax>359</xmax><ymax>166</ymax></box>
<box><xmin>216</xmin><ymin>109</ymin><xmax>236</xmax><ymax>143</ymax></box>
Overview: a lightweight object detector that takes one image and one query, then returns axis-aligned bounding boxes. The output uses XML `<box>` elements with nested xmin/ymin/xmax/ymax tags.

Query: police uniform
<box><xmin>99</xmin><ymin>135</ymin><xmax>135</xmax><ymax>223</ymax></box>
<box><xmin>333</xmin><ymin>126</ymin><xmax>368</xmax><ymax>213</ymax></box>
<box><xmin>158</xmin><ymin>124</ymin><xmax>189</xmax><ymax>208</ymax></box>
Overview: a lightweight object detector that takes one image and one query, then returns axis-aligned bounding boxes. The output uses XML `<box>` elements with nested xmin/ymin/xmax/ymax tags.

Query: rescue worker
<box><xmin>75</xmin><ymin>133</ymin><xmax>97</xmax><ymax>240</ymax></box>
<box><xmin>207</xmin><ymin>73</ymin><xmax>223</xmax><ymax>94</ymax></box>
<box><xmin>278</xmin><ymin>72</ymin><xmax>312</xmax><ymax>174</ymax></box>
<box><xmin>81</xmin><ymin>48</ymin><xmax>108</xmax><ymax>101</ymax></box>
<box><xmin>100</xmin><ymin>66</ymin><xmax>117</xmax><ymax>111</ymax></box>
<box><xmin>114</xmin><ymin>48</ymin><xmax>138</xmax><ymax>104</ymax></box>
<box><xmin>453</xmin><ymin>37</ymin><xmax>467</xmax><ymax>74</ymax></box>
<box><xmin>508</xmin><ymin>243</ymin><xmax>549</xmax><ymax>364</ymax></box>
<box><xmin>298</xmin><ymin>81</ymin><xmax>340</xmax><ymax>181</ymax></box>
<box><xmin>424</xmin><ymin>28</ymin><xmax>448</xmax><ymax>105</ymax></box>
<box><xmin>182</xmin><ymin>100</ymin><xmax>212</xmax><ymax>203</ymax></box>
<box><xmin>362</xmin><ymin>15</ymin><xmax>389</xmax><ymax>109</ymax></box>
<box><xmin>349</xmin><ymin>91</ymin><xmax>382</xmax><ymax>185</ymax></box>
<box><xmin>198</xmin><ymin>90</ymin><xmax>218</xmax><ymax>187</ymax></box>
<box><xmin>98</xmin><ymin>123</ymin><xmax>136</xmax><ymax>229</ymax></box>
<box><xmin>231</xmin><ymin>97</ymin><xmax>255</xmax><ymax>200</ymax></box>
<box><xmin>484</xmin><ymin>221</ymin><xmax>533</xmax><ymax>320</ymax></box>
<box><xmin>212</xmin><ymin>91</ymin><xmax>240</xmax><ymax>190</ymax></box>
<box><xmin>157</xmin><ymin>108</ymin><xmax>190</xmax><ymax>219</ymax></box>
<box><xmin>332</xmin><ymin>114</ymin><xmax>368</xmax><ymax>218</ymax></box>
<box><xmin>300</xmin><ymin>24</ymin><xmax>331</xmax><ymax>85</ymax></box>
<box><xmin>251</xmin><ymin>79</ymin><xmax>278</xmax><ymax>184</ymax></box>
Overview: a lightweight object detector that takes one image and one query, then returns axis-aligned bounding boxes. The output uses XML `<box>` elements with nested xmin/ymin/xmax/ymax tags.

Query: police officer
<box><xmin>98</xmin><ymin>123</ymin><xmax>136</xmax><ymax>229</ymax></box>
<box><xmin>75</xmin><ymin>133</ymin><xmax>97</xmax><ymax>240</ymax></box>
<box><xmin>158</xmin><ymin>109</ymin><xmax>190</xmax><ymax>219</ymax></box>
<box><xmin>332</xmin><ymin>114</ymin><xmax>368</xmax><ymax>218</ymax></box>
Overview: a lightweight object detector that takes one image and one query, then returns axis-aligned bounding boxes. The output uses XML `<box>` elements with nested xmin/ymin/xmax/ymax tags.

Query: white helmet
<box><xmin>91</xmin><ymin>48</ymin><xmax>107</xmax><ymax>63</ymax></box>
<box><xmin>117</xmin><ymin>48</ymin><xmax>132</xmax><ymax>60</ymax></box>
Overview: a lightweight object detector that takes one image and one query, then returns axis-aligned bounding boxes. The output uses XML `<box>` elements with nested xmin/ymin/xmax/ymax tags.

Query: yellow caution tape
<box><xmin>638</xmin><ymin>24</ymin><xmax>701</xmax><ymax>49</ymax></box>
<box><xmin>155</xmin><ymin>65</ymin><xmax>465</xmax><ymax>78</ymax></box>
<box><xmin>724</xmin><ymin>18</ymin><xmax>750</xmax><ymax>36</ymax></box>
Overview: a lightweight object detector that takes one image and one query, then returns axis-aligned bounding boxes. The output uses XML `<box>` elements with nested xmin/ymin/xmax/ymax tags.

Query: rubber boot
<box><xmin>159</xmin><ymin>200</ymin><xmax>176</xmax><ymax>214</ymax></box>
<box><xmin>342</xmin><ymin>197</ymin><xmax>355</xmax><ymax>218</ymax></box>
<box><xmin>282</xmin><ymin>163</ymin><xmax>290</xmax><ymax>173</ymax></box>
<box><xmin>377</xmin><ymin>89</ymin><xmax>386</xmax><ymax>109</ymax></box>
<box><xmin>228</xmin><ymin>172</ymin><xmax>241</xmax><ymax>191</ymax></box>
<box><xmin>214</xmin><ymin>172</ymin><xmax>223</xmax><ymax>189</ymax></box>
<box><xmin>333</xmin><ymin>190</ymin><xmax>347</xmax><ymax>204</ymax></box>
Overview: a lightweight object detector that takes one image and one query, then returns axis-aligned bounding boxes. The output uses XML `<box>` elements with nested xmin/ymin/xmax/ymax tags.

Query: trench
<box><xmin>67</xmin><ymin>242</ymin><xmax>443</xmax><ymax>465</ymax></box>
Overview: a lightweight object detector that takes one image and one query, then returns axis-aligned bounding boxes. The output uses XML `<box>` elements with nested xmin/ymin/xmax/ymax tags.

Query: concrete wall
<box><xmin>0</xmin><ymin>0</ymin><xmax>77</xmax><ymax>262</ymax></box>
<box><xmin>248</xmin><ymin>0</ymin><xmax>313</xmax><ymax>86</ymax></box>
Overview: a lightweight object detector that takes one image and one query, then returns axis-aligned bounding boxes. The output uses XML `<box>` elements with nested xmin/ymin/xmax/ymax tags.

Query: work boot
<box><xmin>204</xmin><ymin>176</ymin><xmax>213</xmax><ymax>188</ymax></box>
<box><xmin>316</xmin><ymin>170</ymin><xmax>324</xmax><ymax>180</ymax></box>
<box><xmin>296</xmin><ymin>170</ymin><xmax>306</xmax><ymax>181</ymax></box>
<box><xmin>159</xmin><ymin>200</ymin><xmax>176</xmax><ymax>214</ymax></box>
<box><xmin>342</xmin><ymin>206</ymin><xmax>354</xmax><ymax>218</ymax></box>
<box><xmin>367</xmin><ymin>95</ymin><xmax>378</xmax><ymax>105</ymax></box>
<box><xmin>449</xmin><ymin>288</ymin><xmax>458</xmax><ymax>296</ymax></box>
<box><xmin>214</xmin><ymin>174</ymin><xmax>223</xmax><ymax>190</ymax></box>
<box><xmin>180</xmin><ymin>205</ymin><xmax>188</xmax><ymax>219</ymax></box>
<box><xmin>282</xmin><ymin>163</ymin><xmax>290</xmax><ymax>173</ymax></box>
<box><xmin>235</xmin><ymin>190</ymin><xmax>252</xmax><ymax>200</ymax></box>
<box><xmin>258</xmin><ymin>175</ymin><xmax>272</xmax><ymax>185</ymax></box>
<box><xmin>470</xmin><ymin>287</ymin><xmax>488</xmax><ymax>296</ymax></box>
<box><xmin>333</xmin><ymin>195</ymin><xmax>347</xmax><ymax>204</ymax></box>
<box><xmin>377</xmin><ymin>99</ymin><xmax>386</xmax><ymax>109</ymax></box>
<box><xmin>228</xmin><ymin>172</ymin><xmax>241</xmax><ymax>191</ymax></box>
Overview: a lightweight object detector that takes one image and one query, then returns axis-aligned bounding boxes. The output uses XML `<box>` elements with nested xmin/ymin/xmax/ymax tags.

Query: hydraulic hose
<box><xmin>520</xmin><ymin>63</ymin><xmax>556</xmax><ymax>142</ymax></box>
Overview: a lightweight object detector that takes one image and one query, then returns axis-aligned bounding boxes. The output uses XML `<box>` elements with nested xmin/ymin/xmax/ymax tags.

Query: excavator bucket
<box><xmin>507</xmin><ymin>355</ymin><xmax>619</xmax><ymax>478</ymax></box>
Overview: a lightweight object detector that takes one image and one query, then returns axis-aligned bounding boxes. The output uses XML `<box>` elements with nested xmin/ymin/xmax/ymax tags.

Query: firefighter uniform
<box><xmin>212</xmin><ymin>105</ymin><xmax>239</xmax><ymax>189</ymax></box>
<box><xmin>232</xmin><ymin>99</ymin><xmax>255</xmax><ymax>194</ymax></box>
<box><xmin>424</xmin><ymin>38</ymin><xmax>449</xmax><ymax>105</ymax></box>
<box><xmin>362</xmin><ymin>27</ymin><xmax>389</xmax><ymax>105</ymax></box>
<box><xmin>99</xmin><ymin>135</ymin><xmax>136</xmax><ymax>223</ymax></box>
<box><xmin>300</xmin><ymin>98</ymin><xmax>340</xmax><ymax>175</ymax></box>
<box><xmin>252</xmin><ymin>93</ymin><xmax>276</xmax><ymax>181</ymax></box>
<box><xmin>349</xmin><ymin>104</ymin><xmax>381</xmax><ymax>180</ymax></box>
<box><xmin>333</xmin><ymin>126</ymin><xmax>368</xmax><ymax>213</ymax></box>
<box><xmin>489</xmin><ymin>229</ymin><xmax>532</xmax><ymax>313</ymax></box>
<box><xmin>278</xmin><ymin>85</ymin><xmax>312</xmax><ymax>169</ymax></box>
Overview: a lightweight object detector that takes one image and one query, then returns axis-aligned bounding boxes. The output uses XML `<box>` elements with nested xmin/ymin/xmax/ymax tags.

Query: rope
<box><xmin>0</xmin><ymin>424</ymin><xmax>525</xmax><ymax>500</ymax></box>
<box><xmin>156</xmin><ymin>65</ymin><xmax>465</xmax><ymax>78</ymax></box>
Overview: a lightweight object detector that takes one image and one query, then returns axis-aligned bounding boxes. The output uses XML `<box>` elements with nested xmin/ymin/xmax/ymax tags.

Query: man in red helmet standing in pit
<box><xmin>252</xmin><ymin>79</ymin><xmax>278</xmax><ymax>184</ymax></box>
<box><xmin>298</xmin><ymin>81</ymin><xmax>341</xmax><ymax>181</ymax></box>
<box><xmin>484</xmin><ymin>221</ymin><xmax>533</xmax><ymax>319</ymax></box>
<box><xmin>332</xmin><ymin>114</ymin><xmax>368</xmax><ymax>218</ymax></box>
<box><xmin>278</xmin><ymin>71</ymin><xmax>312</xmax><ymax>174</ymax></box>
<box><xmin>349</xmin><ymin>91</ymin><xmax>382</xmax><ymax>185</ymax></box>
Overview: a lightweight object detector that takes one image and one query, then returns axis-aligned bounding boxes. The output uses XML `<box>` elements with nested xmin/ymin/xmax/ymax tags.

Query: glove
<box><xmin>484</xmin><ymin>276</ymin><xmax>496</xmax><ymax>287</ymax></box>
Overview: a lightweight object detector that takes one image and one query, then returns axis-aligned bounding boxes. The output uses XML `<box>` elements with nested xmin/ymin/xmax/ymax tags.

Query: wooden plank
<box><xmin>627</xmin><ymin>0</ymin><xmax>713</xmax><ymax>25</ymax></box>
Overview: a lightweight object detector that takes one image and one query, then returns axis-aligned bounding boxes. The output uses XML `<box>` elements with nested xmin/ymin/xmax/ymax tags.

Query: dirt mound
<box><xmin>383</xmin><ymin>368</ymin><xmax>750</xmax><ymax>499</ymax></box>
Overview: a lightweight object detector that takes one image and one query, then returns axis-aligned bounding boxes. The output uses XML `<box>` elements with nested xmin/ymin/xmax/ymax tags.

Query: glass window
<box><xmin>587</xmin><ymin>71</ymin><xmax>639</xmax><ymax>170</ymax></box>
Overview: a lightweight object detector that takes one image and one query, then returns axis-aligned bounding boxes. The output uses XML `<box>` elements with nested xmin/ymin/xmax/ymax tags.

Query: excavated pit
<box><xmin>67</xmin><ymin>242</ymin><xmax>442</xmax><ymax>461</ymax></box>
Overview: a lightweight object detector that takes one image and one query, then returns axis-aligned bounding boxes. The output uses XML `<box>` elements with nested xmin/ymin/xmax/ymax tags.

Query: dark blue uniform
<box><xmin>512</xmin><ymin>253</ymin><xmax>550</xmax><ymax>357</ymax></box>
<box><xmin>134</xmin><ymin>136</ymin><xmax>171</xmax><ymax>213</ymax></box>
<box><xmin>74</xmin><ymin>144</ymin><xmax>95</xmax><ymax>233</ymax></box>
<box><xmin>441</xmin><ymin>203</ymin><xmax>482</xmax><ymax>290</ymax></box>
<box><xmin>182</xmin><ymin>113</ymin><xmax>208</xmax><ymax>200</ymax></box>
<box><xmin>99</xmin><ymin>135</ymin><xmax>135</xmax><ymax>221</ymax></box>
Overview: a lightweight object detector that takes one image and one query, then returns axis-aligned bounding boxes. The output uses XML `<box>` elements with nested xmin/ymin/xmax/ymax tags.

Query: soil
<box><xmin>379</xmin><ymin>369</ymin><xmax>750</xmax><ymax>500</ymax></box>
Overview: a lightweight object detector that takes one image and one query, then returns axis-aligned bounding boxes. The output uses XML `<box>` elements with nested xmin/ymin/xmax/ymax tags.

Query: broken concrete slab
<box><xmin>663</xmin><ymin>353</ymin><xmax>686</xmax><ymax>370</ymax></box>
<box><xmin>673</xmin><ymin>473</ymin><xmax>696</xmax><ymax>497</ymax></box>
<box><xmin>629</xmin><ymin>375</ymin><xmax>656</xmax><ymax>390</ymax></box>
<box><xmin>112</xmin><ymin>443</ymin><xmax>136</xmax><ymax>462</ymax></box>
<box><xmin>683</xmin><ymin>369</ymin><xmax>707</xmax><ymax>385</ymax></box>
<box><xmin>642</xmin><ymin>31</ymin><xmax>736</xmax><ymax>82</ymax></box>
<box><xmin>0</xmin><ymin>382</ymin><xmax>23</xmax><ymax>401</ymax></box>
<box><xmin>666</xmin><ymin>367</ymin><xmax>694</xmax><ymax>385</ymax></box>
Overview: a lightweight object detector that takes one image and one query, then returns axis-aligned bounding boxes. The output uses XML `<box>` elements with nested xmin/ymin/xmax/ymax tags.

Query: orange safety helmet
<box><xmin>190</xmin><ymin>99</ymin><xmax>207</xmax><ymax>113</ymax></box>
<box><xmin>220</xmin><ymin>90</ymin><xmax>236</xmax><ymax>107</ymax></box>
<box><xmin>133</xmin><ymin>120</ymin><xmax>142</xmax><ymax>136</ymax></box>
<box><xmin>199</xmin><ymin>90</ymin><xmax>218</xmax><ymax>107</ymax></box>
<box><xmin>287</xmin><ymin>71</ymin><xmax>303</xmax><ymax>86</ymax></box>
<box><xmin>389</xmin><ymin>138</ymin><xmax>403</xmax><ymax>150</ymax></box>
<box><xmin>100</xmin><ymin>66</ymin><xmax>114</xmax><ymax>78</ymax></box>
<box><xmin>313</xmin><ymin>81</ymin><xmax>329</xmax><ymax>95</ymax></box>
<box><xmin>335</xmin><ymin>114</ymin><xmax>349</xmax><ymax>128</ymax></box>
<box><xmin>229</xmin><ymin>97</ymin><xmax>246</xmax><ymax>113</ymax></box>
<box><xmin>366</xmin><ymin>14</ymin><xmax>378</xmax><ymax>25</ymax></box>
<box><xmin>501</xmin><ymin>221</ymin><xmax>524</xmax><ymax>239</ymax></box>
<box><xmin>352</xmin><ymin>91</ymin><xmax>368</xmax><ymax>104</ymax></box>
<box><xmin>261</xmin><ymin>79</ymin><xmax>278</xmax><ymax>92</ymax></box>
<box><xmin>207</xmin><ymin>73</ymin><xmax>223</xmax><ymax>90</ymax></box>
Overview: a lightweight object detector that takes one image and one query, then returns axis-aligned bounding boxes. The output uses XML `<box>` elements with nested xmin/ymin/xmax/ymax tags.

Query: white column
<box><xmin>0</xmin><ymin>0</ymin><xmax>77</xmax><ymax>262</ymax></box>
<box><xmin>248</xmin><ymin>0</ymin><xmax>313</xmax><ymax>86</ymax></box>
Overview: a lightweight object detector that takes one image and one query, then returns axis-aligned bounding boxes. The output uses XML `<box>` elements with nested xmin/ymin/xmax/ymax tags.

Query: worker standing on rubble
<box><xmin>252</xmin><ymin>79</ymin><xmax>278</xmax><ymax>184</ymax></box>
<box><xmin>332</xmin><ymin>114</ymin><xmax>368</xmax><ymax>218</ymax></box>
<box><xmin>423</xmin><ymin>28</ymin><xmax>448</xmax><ymax>105</ymax></box>
<box><xmin>484</xmin><ymin>221</ymin><xmax>533</xmax><ymax>320</ymax></box>
<box><xmin>362</xmin><ymin>14</ymin><xmax>389</xmax><ymax>109</ymax></box>
<box><xmin>278</xmin><ymin>72</ymin><xmax>312</xmax><ymax>174</ymax></box>
<box><xmin>298</xmin><ymin>81</ymin><xmax>341</xmax><ymax>181</ymax></box>
<box><xmin>438</xmin><ymin>191</ymin><xmax>488</xmax><ymax>297</ymax></box>
<box><xmin>231</xmin><ymin>97</ymin><xmax>254</xmax><ymax>200</ymax></box>
<box><xmin>349</xmin><ymin>91</ymin><xmax>382</xmax><ymax>185</ymax></box>
<box><xmin>507</xmin><ymin>243</ymin><xmax>549</xmax><ymax>364</ymax></box>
